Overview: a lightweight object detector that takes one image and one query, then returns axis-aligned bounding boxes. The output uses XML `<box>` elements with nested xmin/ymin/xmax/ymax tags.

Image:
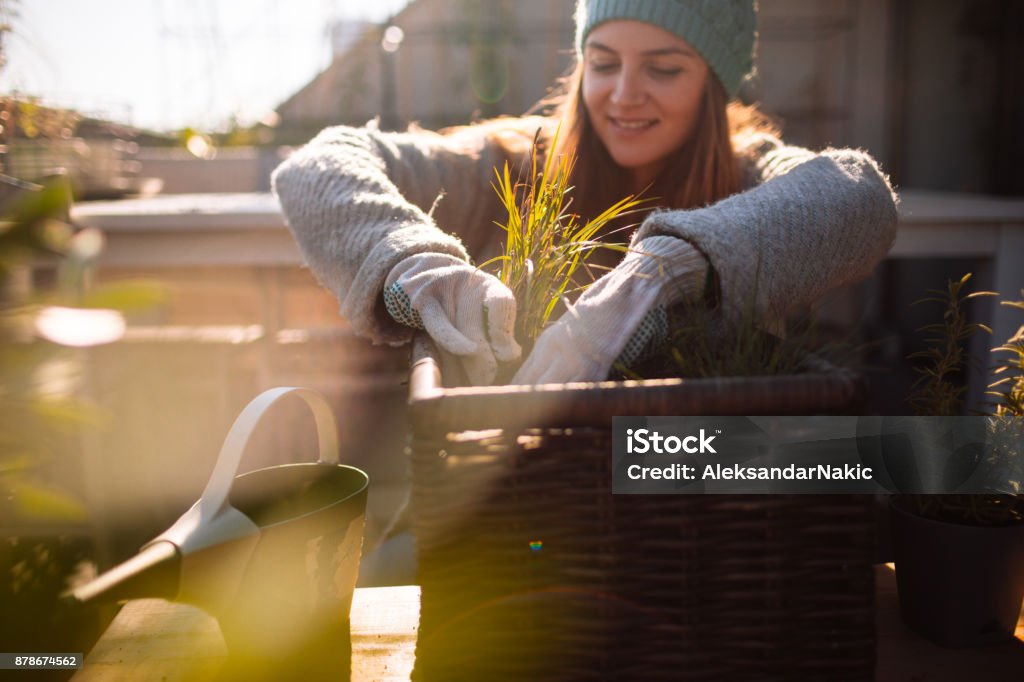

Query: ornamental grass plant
<box><xmin>484</xmin><ymin>130</ymin><xmax>647</xmax><ymax>348</ymax></box>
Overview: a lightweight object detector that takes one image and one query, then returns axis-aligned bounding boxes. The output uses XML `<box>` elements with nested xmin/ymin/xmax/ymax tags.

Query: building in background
<box><xmin>274</xmin><ymin>0</ymin><xmax>1023</xmax><ymax>199</ymax></box>
<box><xmin>275</xmin><ymin>0</ymin><xmax>576</xmax><ymax>140</ymax></box>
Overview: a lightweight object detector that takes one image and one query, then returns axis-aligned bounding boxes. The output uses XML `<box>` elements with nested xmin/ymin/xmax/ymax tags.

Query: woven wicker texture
<box><xmin>408</xmin><ymin>337</ymin><xmax>875</xmax><ymax>680</ymax></box>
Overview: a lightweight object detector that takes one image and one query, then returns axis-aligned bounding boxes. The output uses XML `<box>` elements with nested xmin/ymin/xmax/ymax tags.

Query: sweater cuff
<box><xmin>341</xmin><ymin>225</ymin><xmax>469</xmax><ymax>344</ymax></box>
<box><xmin>657</xmin><ymin>244</ymin><xmax>708</xmax><ymax>307</ymax></box>
<box><xmin>631</xmin><ymin>235</ymin><xmax>710</xmax><ymax>308</ymax></box>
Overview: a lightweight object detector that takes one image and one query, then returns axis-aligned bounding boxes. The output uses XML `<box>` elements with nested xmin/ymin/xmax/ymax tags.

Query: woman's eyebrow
<box><xmin>584</xmin><ymin>42</ymin><xmax>617</xmax><ymax>55</ymax></box>
<box><xmin>644</xmin><ymin>46</ymin><xmax>697</xmax><ymax>58</ymax></box>
<box><xmin>585</xmin><ymin>40</ymin><xmax>697</xmax><ymax>59</ymax></box>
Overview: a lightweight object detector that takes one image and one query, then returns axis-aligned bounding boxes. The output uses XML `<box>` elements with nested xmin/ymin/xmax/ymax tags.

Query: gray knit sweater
<box><xmin>271</xmin><ymin>117</ymin><xmax>898</xmax><ymax>345</ymax></box>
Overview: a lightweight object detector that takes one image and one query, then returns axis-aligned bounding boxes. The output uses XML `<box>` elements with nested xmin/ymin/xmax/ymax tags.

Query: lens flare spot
<box><xmin>186</xmin><ymin>133</ymin><xmax>216</xmax><ymax>159</ymax></box>
<box><xmin>36</xmin><ymin>306</ymin><xmax>126</xmax><ymax>347</ymax></box>
<box><xmin>529</xmin><ymin>540</ymin><xmax>543</xmax><ymax>552</ymax></box>
<box><xmin>381</xmin><ymin>25</ymin><xmax>405</xmax><ymax>53</ymax></box>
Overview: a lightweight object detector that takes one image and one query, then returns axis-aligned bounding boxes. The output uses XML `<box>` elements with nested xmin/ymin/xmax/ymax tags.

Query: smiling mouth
<box><xmin>609</xmin><ymin>117</ymin><xmax>657</xmax><ymax>130</ymax></box>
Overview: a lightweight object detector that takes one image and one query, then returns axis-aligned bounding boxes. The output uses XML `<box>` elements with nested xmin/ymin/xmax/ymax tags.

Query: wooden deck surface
<box><xmin>75</xmin><ymin>567</ymin><xmax>1024</xmax><ymax>681</ymax></box>
<box><xmin>73</xmin><ymin>585</ymin><xmax>419</xmax><ymax>681</ymax></box>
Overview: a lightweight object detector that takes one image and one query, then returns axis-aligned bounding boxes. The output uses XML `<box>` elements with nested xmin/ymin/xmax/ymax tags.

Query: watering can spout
<box><xmin>71</xmin><ymin>541</ymin><xmax>181</xmax><ymax>605</ymax></box>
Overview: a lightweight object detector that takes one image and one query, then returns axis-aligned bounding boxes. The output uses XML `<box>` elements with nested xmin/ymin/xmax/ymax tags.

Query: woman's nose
<box><xmin>611</xmin><ymin>70</ymin><xmax>645</xmax><ymax>105</ymax></box>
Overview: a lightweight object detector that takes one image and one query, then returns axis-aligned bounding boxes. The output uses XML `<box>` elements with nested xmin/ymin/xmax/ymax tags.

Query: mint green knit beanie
<box><xmin>575</xmin><ymin>0</ymin><xmax>757</xmax><ymax>98</ymax></box>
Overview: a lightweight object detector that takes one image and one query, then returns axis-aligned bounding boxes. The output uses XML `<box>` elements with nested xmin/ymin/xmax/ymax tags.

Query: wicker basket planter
<box><xmin>408</xmin><ymin>336</ymin><xmax>876</xmax><ymax>680</ymax></box>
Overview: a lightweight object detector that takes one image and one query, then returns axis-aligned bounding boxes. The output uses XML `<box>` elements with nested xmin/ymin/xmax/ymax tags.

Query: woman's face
<box><xmin>582</xmin><ymin>20</ymin><xmax>710</xmax><ymax>189</ymax></box>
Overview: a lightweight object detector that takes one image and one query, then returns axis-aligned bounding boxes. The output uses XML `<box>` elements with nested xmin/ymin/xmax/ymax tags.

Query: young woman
<box><xmin>272</xmin><ymin>0</ymin><xmax>898</xmax><ymax>387</ymax></box>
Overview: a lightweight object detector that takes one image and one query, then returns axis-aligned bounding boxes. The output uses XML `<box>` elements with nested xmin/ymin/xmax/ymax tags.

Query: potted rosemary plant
<box><xmin>890</xmin><ymin>273</ymin><xmax>1024</xmax><ymax>647</ymax></box>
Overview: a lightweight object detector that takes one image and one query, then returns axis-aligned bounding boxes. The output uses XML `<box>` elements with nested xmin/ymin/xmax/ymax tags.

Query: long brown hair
<box><xmin>544</xmin><ymin>61</ymin><xmax>777</xmax><ymax>227</ymax></box>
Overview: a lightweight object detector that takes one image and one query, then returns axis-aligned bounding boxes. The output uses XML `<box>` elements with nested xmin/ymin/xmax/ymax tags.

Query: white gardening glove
<box><xmin>615</xmin><ymin>304</ymin><xmax>670</xmax><ymax>370</ymax></box>
<box><xmin>384</xmin><ymin>253</ymin><xmax>521</xmax><ymax>385</ymax></box>
<box><xmin>511</xmin><ymin>236</ymin><xmax>708</xmax><ymax>385</ymax></box>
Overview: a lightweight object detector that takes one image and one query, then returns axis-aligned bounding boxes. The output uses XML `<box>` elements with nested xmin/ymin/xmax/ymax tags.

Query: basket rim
<box><xmin>408</xmin><ymin>335</ymin><xmax>863</xmax><ymax>432</ymax></box>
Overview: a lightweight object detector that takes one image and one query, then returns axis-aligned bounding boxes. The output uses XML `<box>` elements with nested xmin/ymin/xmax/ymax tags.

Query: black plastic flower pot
<box><xmin>890</xmin><ymin>496</ymin><xmax>1024</xmax><ymax>647</ymax></box>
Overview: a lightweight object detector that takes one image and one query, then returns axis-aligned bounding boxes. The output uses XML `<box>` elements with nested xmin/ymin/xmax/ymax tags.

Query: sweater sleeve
<box><xmin>632</xmin><ymin>133</ymin><xmax>899</xmax><ymax>329</ymax></box>
<box><xmin>271</xmin><ymin>120</ymin><xmax>535</xmax><ymax>345</ymax></box>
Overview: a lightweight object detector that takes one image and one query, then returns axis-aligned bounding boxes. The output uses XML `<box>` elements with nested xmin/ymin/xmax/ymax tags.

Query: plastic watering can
<box><xmin>73</xmin><ymin>387</ymin><xmax>369</xmax><ymax>678</ymax></box>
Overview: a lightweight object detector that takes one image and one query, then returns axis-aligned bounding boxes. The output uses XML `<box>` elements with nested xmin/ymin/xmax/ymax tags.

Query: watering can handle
<box><xmin>198</xmin><ymin>387</ymin><xmax>339</xmax><ymax>517</ymax></box>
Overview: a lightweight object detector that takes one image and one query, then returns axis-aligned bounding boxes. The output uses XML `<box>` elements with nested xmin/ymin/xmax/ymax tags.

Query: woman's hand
<box><xmin>385</xmin><ymin>253</ymin><xmax>521</xmax><ymax>385</ymax></box>
<box><xmin>511</xmin><ymin>236</ymin><xmax>708</xmax><ymax>385</ymax></box>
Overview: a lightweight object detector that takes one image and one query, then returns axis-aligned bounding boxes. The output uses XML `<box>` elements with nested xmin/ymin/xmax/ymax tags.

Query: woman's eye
<box><xmin>649</xmin><ymin>66</ymin><xmax>683</xmax><ymax>78</ymax></box>
<box><xmin>589</xmin><ymin>61</ymin><xmax>619</xmax><ymax>74</ymax></box>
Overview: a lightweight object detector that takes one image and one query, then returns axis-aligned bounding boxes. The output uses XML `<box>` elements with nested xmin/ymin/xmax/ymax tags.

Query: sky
<box><xmin>1</xmin><ymin>0</ymin><xmax>409</xmax><ymax>132</ymax></box>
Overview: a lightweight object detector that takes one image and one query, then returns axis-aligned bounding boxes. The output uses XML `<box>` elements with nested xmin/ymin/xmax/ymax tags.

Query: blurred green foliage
<box><xmin>0</xmin><ymin>173</ymin><xmax>164</xmax><ymax>522</ymax></box>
